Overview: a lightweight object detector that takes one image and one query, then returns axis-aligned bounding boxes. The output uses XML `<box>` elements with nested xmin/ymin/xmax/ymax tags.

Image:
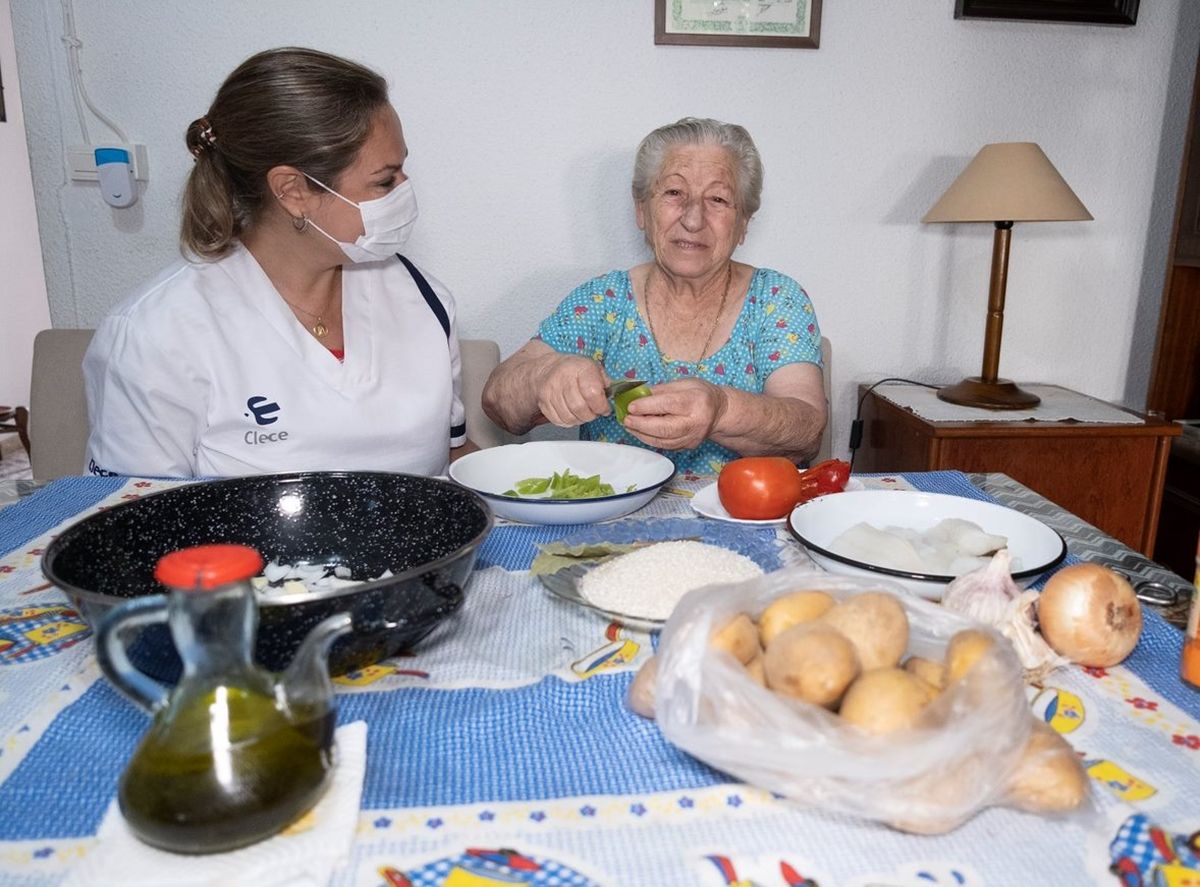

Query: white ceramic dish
<box><xmin>787</xmin><ymin>489</ymin><xmax>1066</xmax><ymax>600</ymax></box>
<box><xmin>690</xmin><ymin>478</ymin><xmax>865</xmax><ymax>526</ymax></box>
<box><xmin>448</xmin><ymin>441</ymin><xmax>675</xmax><ymax>525</ymax></box>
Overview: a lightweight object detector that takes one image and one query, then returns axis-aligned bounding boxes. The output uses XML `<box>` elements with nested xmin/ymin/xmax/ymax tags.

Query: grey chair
<box><xmin>458</xmin><ymin>339</ymin><xmax>515</xmax><ymax>450</ymax></box>
<box><xmin>27</xmin><ymin>329</ymin><xmax>510</xmax><ymax>481</ymax></box>
<box><xmin>817</xmin><ymin>335</ymin><xmax>833</xmax><ymax>463</ymax></box>
<box><xmin>29</xmin><ymin>329</ymin><xmax>94</xmax><ymax>481</ymax></box>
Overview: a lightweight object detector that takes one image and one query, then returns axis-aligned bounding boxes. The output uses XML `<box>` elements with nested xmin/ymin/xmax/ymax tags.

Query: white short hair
<box><xmin>631</xmin><ymin>117</ymin><xmax>763</xmax><ymax>217</ymax></box>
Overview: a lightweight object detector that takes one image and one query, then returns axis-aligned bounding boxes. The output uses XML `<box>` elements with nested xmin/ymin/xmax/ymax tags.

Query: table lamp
<box><xmin>923</xmin><ymin>142</ymin><xmax>1092</xmax><ymax>409</ymax></box>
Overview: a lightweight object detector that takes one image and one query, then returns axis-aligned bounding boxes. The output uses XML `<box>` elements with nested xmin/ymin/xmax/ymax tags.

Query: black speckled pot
<box><xmin>42</xmin><ymin>472</ymin><xmax>493</xmax><ymax>679</ymax></box>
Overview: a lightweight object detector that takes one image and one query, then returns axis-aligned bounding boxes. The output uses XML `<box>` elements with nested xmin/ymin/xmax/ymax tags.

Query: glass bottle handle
<box><xmin>96</xmin><ymin>595</ymin><xmax>171</xmax><ymax>713</ymax></box>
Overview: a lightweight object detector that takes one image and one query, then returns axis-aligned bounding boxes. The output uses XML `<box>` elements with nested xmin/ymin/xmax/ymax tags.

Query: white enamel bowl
<box><xmin>448</xmin><ymin>441</ymin><xmax>675</xmax><ymax>525</ymax></box>
<box><xmin>786</xmin><ymin>490</ymin><xmax>1066</xmax><ymax>600</ymax></box>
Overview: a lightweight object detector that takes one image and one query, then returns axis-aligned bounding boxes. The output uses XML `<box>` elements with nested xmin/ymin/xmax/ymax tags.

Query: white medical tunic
<box><xmin>84</xmin><ymin>246</ymin><xmax>466</xmax><ymax>478</ymax></box>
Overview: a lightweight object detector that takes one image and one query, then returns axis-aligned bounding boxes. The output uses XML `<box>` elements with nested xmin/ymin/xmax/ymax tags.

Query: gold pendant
<box><xmin>312</xmin><ymin>320</ymin><xmax>328</xmax><ymax>339</ymax></box>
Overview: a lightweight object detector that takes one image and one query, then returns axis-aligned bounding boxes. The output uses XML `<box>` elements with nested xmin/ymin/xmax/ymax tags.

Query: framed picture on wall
<box><xmin>655</xmin><ymin>0</ymin><xmax>822</xmax><ymax>49</ymax></box>
<box><xmin>955</xmin><ymin>0</ymin><xmax>1138</xmax><ymax>26</ymax></box>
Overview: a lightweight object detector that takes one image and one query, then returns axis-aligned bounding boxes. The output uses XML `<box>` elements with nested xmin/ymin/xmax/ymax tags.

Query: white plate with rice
<box><xmin>690</xmin><ymin>478</ymin><xmax>865</xmax><ymax>525</ymax></box>
<box><xmin>449</xmin><ymin>441</ymin><xmax>675</xmax><ymax>525</ymax></box>
<box><xmin>539</xmin><ymin>539</ymin><xmax>764</xmax><ymax>629</ymax></box>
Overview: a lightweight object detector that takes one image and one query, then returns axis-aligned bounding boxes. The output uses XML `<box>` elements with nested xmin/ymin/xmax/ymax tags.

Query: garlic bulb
<box><xmin>1002</xmin><ymin>590</ymin><xmax>1070</xmax><ymax>683</ymax></box>
<box><xmin>941</xmin><ymin>551</ymin><xmax>1067</xmax><ymax>682</ymax></box>
<box><xmin>941</xmin><ymin>549</ymin><xmax>1017</xmax><ymax>621</ymax></box>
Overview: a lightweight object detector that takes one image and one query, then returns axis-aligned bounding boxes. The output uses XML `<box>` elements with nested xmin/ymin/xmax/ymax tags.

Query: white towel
<box><xmin>72</xmin><ymin>720</ymin><xmax>367</xmax><ymax>887</ymax></box>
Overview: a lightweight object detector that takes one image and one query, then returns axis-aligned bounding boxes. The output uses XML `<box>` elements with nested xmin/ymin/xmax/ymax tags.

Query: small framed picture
<box><xmin>955</xmin><ymin>0</ymin><xmax>1138</xmax><ymax>26</ymax></box>
<box><xmin>655</xmin><ymin>0</ymin><xmax>822</xmax><ymax>49</ymax></box>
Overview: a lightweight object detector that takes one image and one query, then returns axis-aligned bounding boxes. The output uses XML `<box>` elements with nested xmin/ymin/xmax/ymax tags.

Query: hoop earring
<box><xmin>292</xmin><ymin>214</ymin><xmax>308</xmax><ymax>232</ymax></box>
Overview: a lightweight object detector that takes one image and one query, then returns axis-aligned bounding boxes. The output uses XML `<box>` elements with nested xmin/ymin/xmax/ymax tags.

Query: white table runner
<box><xmin>874</xmin><ymin>383</ymin><xmax>1145</xmax><ymax>424</ymax></box>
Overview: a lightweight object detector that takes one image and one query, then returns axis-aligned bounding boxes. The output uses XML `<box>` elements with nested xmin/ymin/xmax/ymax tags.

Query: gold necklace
<box><xmin>645</xmin><ymin>264</ymin><xmax>733</xmax><ymax>365</ymax></box>
<box><xmin>280</xmin><ymin>292</ymin><xmax>337</xmax><ymax>339</ymax></box>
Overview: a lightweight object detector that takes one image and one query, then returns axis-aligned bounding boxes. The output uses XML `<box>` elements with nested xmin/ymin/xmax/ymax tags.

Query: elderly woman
<box><xmin>482</xmin><ymin>118</ymin><xmax>825</xmax><ymax>474</ymax></box>
<box><xmin>84</xmin><ymin>47</ymin><xmax>476</xmax><ymax>478</ymax></box>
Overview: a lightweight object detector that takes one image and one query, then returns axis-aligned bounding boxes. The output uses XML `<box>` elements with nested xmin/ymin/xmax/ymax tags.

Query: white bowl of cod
<box><xmin>787</xmin><ymin>489</ymin><xmax>1067</xmax><ymax>600</ymax></box>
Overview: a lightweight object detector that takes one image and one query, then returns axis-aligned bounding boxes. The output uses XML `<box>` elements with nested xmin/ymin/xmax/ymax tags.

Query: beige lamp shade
<box><xmin>923</xmin><ymin>142</ymin><xmax>1092</xmax><ymax>223</ymax></box>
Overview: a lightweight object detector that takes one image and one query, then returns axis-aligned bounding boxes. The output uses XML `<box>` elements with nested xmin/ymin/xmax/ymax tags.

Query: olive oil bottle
<box><xmin>97</xmin><ymin>545</ymin><xmax>351</xmax><ymax>854</ymax></box>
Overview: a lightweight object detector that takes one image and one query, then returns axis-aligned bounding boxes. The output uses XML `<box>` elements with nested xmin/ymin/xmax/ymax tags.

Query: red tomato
<box><xmin>717</xmin><ymin>457</ymin><xmax>804</xmax><ymax>520</ymax></box>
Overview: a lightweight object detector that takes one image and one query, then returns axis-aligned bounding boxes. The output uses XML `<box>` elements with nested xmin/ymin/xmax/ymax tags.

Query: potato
<box><xmin>1003</xmin><ymin>719</ymin><xmax>1088</xmax><ymax>813</ymax></box>
<box><xmin>904</xmin><ymin>655</ymin><xmax>947</xmax><ymax>691</ymax></box>
<box><xmin>819</xmin><ymin>592</ymin><xmax>909</xmax><ymax>671</ymax></box>
<box><xmin>745</xmin><ymin>653</ymin><xmax>767</xmax><ymax>687</ymax></box>
<box><xmin>758</xmin><ymin>590</ymin><xmax>836</xmax><ymax>647</ymax></box>
<box><xmin>887</xmin><ymin>753</ymin><xmax>988</xmax><ymax>835</ymax></box>
<box><xmin>710</xmin><ymin>612</ymin><xmax>760</xmax><ymax>665</ymax></box>
<box><xmin>764</xmin><ymin>624</ymin><xmax>859</xmax><ymax>708</ymax></box>
<box><xmin>945</xmin><ymin>629</ymin><xmax>996</xmax><ymax>684</ymax></box>
<box><xmin>839</xmin><ymin>667</ymin><xmax>934</xmax><ymax>734</ymax></box>
<box><xmin>626</xmin><ymin>655</ymin><xmax>658</xmax><ymax>719</ymax></box>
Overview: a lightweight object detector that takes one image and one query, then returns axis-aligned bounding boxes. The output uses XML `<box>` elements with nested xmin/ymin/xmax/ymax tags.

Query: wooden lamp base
<box><xmin>936</xmin><ymin>377</ymin><xmax>1042</xmax><ymax>410</ymax></box>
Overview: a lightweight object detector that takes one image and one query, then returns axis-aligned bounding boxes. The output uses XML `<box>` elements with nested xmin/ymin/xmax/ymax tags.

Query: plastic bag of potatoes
<box><xmin>643</xmin><ymin>567</ymin><xmax>1093</xmax><ymax>834</ymax></box>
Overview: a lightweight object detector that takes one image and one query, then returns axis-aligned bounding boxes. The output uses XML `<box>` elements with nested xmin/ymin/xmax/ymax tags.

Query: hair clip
<box><xmin>189</xmin><ymin>116</ymin><xmax>217</xmax><ymax>157</ymax></box>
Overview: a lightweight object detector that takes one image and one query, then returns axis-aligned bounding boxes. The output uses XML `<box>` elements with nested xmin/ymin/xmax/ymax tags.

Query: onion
<box><xmin>1037</xmin><ymin>564</ymin><xmax>1142</xmax><ymax>667</ymax></box>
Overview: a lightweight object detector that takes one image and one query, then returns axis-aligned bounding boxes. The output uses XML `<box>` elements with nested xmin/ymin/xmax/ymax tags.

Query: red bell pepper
<box><xmin>794</xmin><ymin>459</ymin><xmax>851</xmax><ymax>504</ymax></box>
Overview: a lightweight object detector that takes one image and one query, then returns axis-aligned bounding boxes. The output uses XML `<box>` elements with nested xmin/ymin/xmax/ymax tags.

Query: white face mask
<box><xmin>302</xmin><ymin>174</ymin><xmax>418</xmax><ymax>263</ymax></box>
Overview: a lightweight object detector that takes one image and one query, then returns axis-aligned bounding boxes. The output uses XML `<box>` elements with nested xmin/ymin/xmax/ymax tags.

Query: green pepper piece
<box><xmin>614</xmin><ymin>383</ymin><xmax>652</xmax><ymax>424</ymax></box>
<box><xmin>505</xmin><ymin>467</ymin><xmax>622</xmax><ymax>499</ymax></box>
<box><xmin>514</xmin><ymin>476</ymin><xmax>552</xmax><ymax>495</ymax></box>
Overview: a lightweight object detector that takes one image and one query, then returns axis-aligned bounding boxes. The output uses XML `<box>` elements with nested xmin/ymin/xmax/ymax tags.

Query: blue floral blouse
<box><xmin>536</xmin><ymin>268</ymin><xmax>822</xmax><ymax>475</ymax></box>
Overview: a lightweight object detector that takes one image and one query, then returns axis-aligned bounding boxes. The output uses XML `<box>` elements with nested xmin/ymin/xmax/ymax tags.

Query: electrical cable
<box><xmin>60</xmin><ymin>0</ymin><xmax>128</xmax><ymax>144</ymax></box>
<box><xmin>848</xmin><ymin>377</ymin><xmax>942</xmax><ymax>472</ymax></box>
<box><xmin>61</xmin><ymin>11</ymin><xmax>89</xmax><ymax>144</ymax></box>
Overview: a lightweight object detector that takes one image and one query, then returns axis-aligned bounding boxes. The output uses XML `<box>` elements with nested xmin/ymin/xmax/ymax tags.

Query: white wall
<box><xmin>0</xmin><ymin>0</ymin><xmax>49</xmax><ymax>407</ymax></box>
<box><xmin>10</xmin><ymin>1</ymin><xmax>1200</xmax><ymax>456</ymax></box>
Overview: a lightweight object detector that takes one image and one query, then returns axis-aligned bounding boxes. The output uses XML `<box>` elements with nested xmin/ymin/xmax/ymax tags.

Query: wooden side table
<box><xmin>0</xmin><ymin>406</ymin><xmax>30</xmax><ymax>458</ymax></box>
<box><xmin>855</xmin><ymin>385</ymin><xmax>1181</xmax><ymax>556</ymax></box>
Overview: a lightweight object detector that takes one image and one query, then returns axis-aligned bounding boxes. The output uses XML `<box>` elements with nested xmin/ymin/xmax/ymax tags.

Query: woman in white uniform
<box><xmin>84</xmin><ymin>47</ymin><xmax>477</xmax><ymax>478</ymax></box>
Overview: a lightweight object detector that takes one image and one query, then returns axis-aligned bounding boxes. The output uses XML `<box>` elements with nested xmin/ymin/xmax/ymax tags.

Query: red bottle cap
<box><xmin>154</xmin><ymin>544</ymin><xmax>265</xmax><ymax>590</ymax></box>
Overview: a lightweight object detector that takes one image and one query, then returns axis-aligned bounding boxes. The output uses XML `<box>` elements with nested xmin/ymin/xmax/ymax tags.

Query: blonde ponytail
<box><xmin>181</xmin><ymin>119</ymin><xmax>240</xmax><ymax>259</ymax></box>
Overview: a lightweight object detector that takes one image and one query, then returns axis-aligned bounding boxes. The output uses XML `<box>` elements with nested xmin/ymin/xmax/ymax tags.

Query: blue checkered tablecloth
<box><xmin>0</xmin><ymin>472</ymin><xmax>1197</xmax><ymax>886</ymax></box>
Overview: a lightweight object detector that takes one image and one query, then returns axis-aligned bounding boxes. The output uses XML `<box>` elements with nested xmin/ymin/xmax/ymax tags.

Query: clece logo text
<box><xmin>245</xmin><ymin>429</ymin><xmax>289</xmax><ymax>446</ymax></box>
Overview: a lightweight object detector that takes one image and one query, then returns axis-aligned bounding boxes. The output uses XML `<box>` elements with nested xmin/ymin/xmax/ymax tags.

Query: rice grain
<box><xmin>580</xmin><ymin>540</ymin><xmax>762</xmax><ymax>621</ymax></box>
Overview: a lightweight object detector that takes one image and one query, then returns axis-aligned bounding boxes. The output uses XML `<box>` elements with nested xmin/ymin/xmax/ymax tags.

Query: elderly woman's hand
<box><xmin>621</xmin><ymin>378</ymin><xmax>729</xmax><ymax>451</ymax></box>
<box><xmin>535</xmin><ymin>354</ymin><xmax>613</xmax><ymax>427</ymax></box>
